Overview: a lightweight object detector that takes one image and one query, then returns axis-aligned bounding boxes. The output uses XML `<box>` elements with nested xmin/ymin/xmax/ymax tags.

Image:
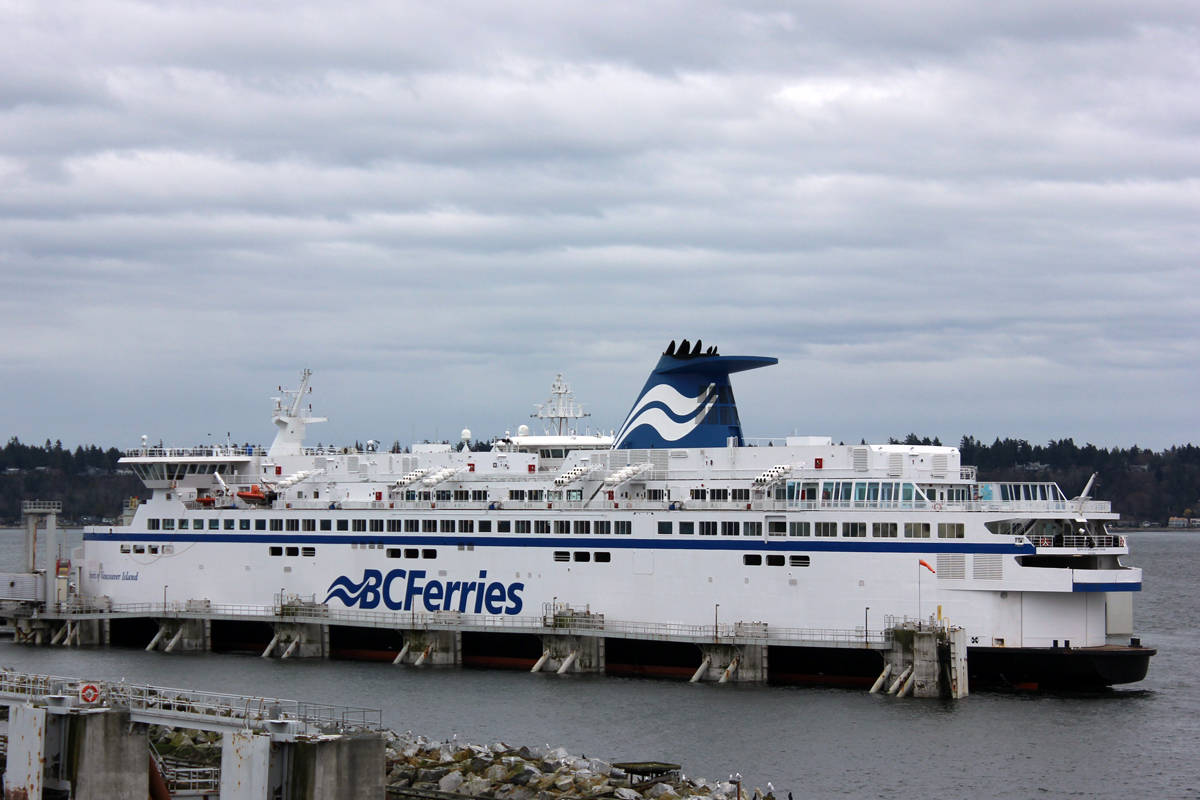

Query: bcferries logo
<box><xmin>324</xmin><ymin>569</ymin><xmax>524</xmax><ymax>615</ymax></box>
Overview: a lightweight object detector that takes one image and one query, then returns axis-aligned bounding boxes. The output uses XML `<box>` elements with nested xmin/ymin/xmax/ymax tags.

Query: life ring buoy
<box><xmin>1039</xmin><ymin>537</ymin><xmax>1051</xmax><ymax>547</ymax></box>
<box><xmin>932</xmin><ymin>502</ymin><xmax>942</xmax><ymax>511</ymax></box>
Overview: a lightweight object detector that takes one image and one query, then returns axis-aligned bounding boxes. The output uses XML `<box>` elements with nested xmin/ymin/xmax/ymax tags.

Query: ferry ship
<box><xmin>81</xmin><ymin>342</ymin><xmax>1154</xmax><ymax>688</ymax></box>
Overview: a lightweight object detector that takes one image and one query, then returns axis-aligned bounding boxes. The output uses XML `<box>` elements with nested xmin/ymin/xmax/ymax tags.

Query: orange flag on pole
<box><xmin>919</xmin><ymin>559</ymin><xmax>935</xmax><ymax>574</ymax></box>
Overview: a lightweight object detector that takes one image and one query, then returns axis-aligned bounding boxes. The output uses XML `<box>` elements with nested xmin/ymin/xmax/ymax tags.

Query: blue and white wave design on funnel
<box><xmin>613</xmin><ymin>341</ymin><xmax>777</xmax><ymax>449</ymax></box>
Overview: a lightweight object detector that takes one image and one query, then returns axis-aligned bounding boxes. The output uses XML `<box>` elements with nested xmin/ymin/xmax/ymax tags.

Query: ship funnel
<box><xmin>612</xmin><ymin>342</ymin><xmax>776</xmax><ymax>449</ymax></box>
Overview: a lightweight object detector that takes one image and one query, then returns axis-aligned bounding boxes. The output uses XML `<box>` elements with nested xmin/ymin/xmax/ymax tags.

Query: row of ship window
<box><xmin>144</xmin><ymin>517</ymin><xmax>964</xmax><ymax>539</ymax></box>
<box><xmin>660</xmin><ymin>521</ymin><xmax>965</xmax><ymax>539</ymax></box>
<box><xmin>147</xmin><ymin>517</ymin><xmax>636</xmax><ymax>534</ymax></box>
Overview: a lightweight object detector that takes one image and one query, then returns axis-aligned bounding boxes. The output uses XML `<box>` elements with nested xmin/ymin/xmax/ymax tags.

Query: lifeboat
<box><xmin>194</xmin><ymin>496</ymin><xmax>216</xmax><ymax>507</ymax></box>
<box><xmin>236</xmin><ymin>485</ymin><xmax>275</xmax><ymax>506</ymax></box>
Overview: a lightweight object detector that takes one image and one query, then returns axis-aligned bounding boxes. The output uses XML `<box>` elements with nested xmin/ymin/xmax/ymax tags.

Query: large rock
<box><xmin>614</xmin><ymin>788</ymin><xmax>643</xmax><ymax>800</ymax></box>
<box><xmin>463</xmin><ymin>775</ymin><xmax>494</xmax><ymax>795</ymax></box>
<box><xmin>440</xmin><ymin>771</ymin><xmax>466</xmax><ymax>793</ymax></box>
<box><xmin>646</xmin><ymin>783</ymin><xmax>680</xmax><ymax>799</ymax></box>
<box><xmin>417</xmin><ymin>767</ymin><xmax>450</xmax><ymax>783</ymax></box>
<box><xmin>485</xmin><ymin>763</ymin><xmax>510</xmax><ymax>782</ymax></box>
<box><xmin>589</xmin><ymin>759</ymin><xmax>613</xmax><ymax>776</ymax></box>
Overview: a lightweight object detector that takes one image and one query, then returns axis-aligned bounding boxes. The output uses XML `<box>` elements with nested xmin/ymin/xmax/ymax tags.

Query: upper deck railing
<box><xmin>124</xmin><ymin>446</ymin><xmax>263</xmax><ymax>459</ymax></box>
<box><xmin>21</xmin><ymin>500</ymin><xmax>62</xmax><ymax>513</ymax></box>
<box><xmin>182</xmin><ymin>497</ymin><xmax>1112</xmax><ymax>515</ymax></box>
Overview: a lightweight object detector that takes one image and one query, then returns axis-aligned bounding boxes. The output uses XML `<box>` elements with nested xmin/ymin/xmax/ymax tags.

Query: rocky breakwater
<box><xmin>385</xmin><ymin>732</ymin><xmax>768</xmax><ymax>800</ymax></box>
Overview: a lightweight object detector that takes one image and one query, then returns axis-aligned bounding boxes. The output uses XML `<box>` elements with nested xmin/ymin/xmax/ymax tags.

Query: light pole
<box><xmin>864</xmin><ymin>606</ymin><xmax>869</xmax><ymax>647</ymax></box>
<box><xmin>163</xmin><ymin>584</ymin><xmax>168</xmax><ymax>613</ymax></box>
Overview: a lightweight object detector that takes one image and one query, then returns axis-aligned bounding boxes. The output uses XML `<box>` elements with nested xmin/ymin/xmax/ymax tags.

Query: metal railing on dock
<box><xmin>37</xmin><ymin>601</ymin><xmax>889</xmax><ymax>649</ymax></box>
<box><xmin>0</xmin><ymin>669</ymin><xmax>382</xmax><ymax>734</ymax></box>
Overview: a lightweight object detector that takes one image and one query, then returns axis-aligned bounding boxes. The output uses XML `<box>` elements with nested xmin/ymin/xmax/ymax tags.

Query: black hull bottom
<box><xmin>968</xmin><ymin>645</ymin><xmax>1156</xmax><ymax>690</ymax></box>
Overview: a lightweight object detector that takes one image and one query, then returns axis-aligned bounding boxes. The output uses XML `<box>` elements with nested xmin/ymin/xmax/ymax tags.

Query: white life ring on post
<box><xmin>932</xmin><ymin>502</ymin><xmax>942</xmax><ymax>511</ymax></box>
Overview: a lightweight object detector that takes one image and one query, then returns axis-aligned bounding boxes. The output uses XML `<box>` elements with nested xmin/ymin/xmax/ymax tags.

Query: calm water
<box><xmin>0</xmin><ymin>530</ymin><xmax>1196</xmax><ymax>798</ymax></box>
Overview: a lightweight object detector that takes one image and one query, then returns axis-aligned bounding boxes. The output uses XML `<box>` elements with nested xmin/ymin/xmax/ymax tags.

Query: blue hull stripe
<box><xmin>1072</xmin><ymin>582</ymin><xmax>1142</xmax><ymax>592</ymax></box>
<box><xmin>84</xmin><ymin>531</ymin><xmax>1034</xmax><ymax>555</ymax></box>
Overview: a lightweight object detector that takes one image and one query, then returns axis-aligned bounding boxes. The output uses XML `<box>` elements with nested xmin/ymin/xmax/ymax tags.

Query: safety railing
<box><xmin>21</xmin><ymin>500</ymin><xmax>62</xmax><ymax>513</ymax></box>
<box><xmin>47</xmin><ymin>603</ymin><xmax>889</xmax><ymax>648</ymax></box>
<box><xmin>0</xmin><ymin>669</ymin><xmax>381</xmax><ymax>733</ymax></box>
<box><xmin>1033</xmin><ymin>534</ymin><xmax>1124</xmax><ymax>549</ymax></box>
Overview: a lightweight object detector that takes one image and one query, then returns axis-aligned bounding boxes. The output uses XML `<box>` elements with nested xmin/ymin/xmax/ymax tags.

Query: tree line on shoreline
<box><xmin>1</xmin><ymin>435</ymin><xmax>1196</xmax><ymax>525</ymax></box>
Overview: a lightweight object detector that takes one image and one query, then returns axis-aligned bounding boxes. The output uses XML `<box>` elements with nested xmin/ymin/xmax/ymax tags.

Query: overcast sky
<box><xmin>2</xmin><ymin>1</ymin><xmax>1197</xmax><ymax>453</ymax></box>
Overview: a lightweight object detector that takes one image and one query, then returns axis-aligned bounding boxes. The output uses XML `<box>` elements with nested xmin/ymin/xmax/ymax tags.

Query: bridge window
<box><xmin>872</xmin><ymin>522</ymin><xmax>898</xmax><ymax>538</ymax></box>
<box><xmin>710</xmin><ymin>489</ymin><xmax>729</xmax><ymax>501</ymax></box>
<box><xmin>435</xmin><ymin>490</ymin><xmax>451</xmax><ymax>501</ymax></box>
<box><xmin>509</xmin><ymin>490</ymin><xmax>526</xmax><ymax>501</ymax></box>
<box><xmin>743</xmin><ymin>554</ymin><xmax>762</xmax><ymax>566</ymax></box>
<box><xmin>732</xmin><ymin>489</ymin><xmax>750</xmax><ymax>502</ymax></box>
<box><xmin>528</xmin><ymin>490</ymin><xmax>543</xmax><ymax>501</ymax></box>
<box><xmin>472</xmin><ymin>490</ymin><xmax>488</xmax><ymax>502</ymax></box>
<box><xmin>148</xmin><ymin>519</ymin><xmax>161</xmax><ymax>530</ymax></box>
<box><xmin>647</xmin><ymin>489</ymin><xmax>665</xmax><ymax>501</ymax></box>
<box><xmin>690</xmin><ymin>488</ymin><xmax>708</xmax><ymax>500</ymax></box>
